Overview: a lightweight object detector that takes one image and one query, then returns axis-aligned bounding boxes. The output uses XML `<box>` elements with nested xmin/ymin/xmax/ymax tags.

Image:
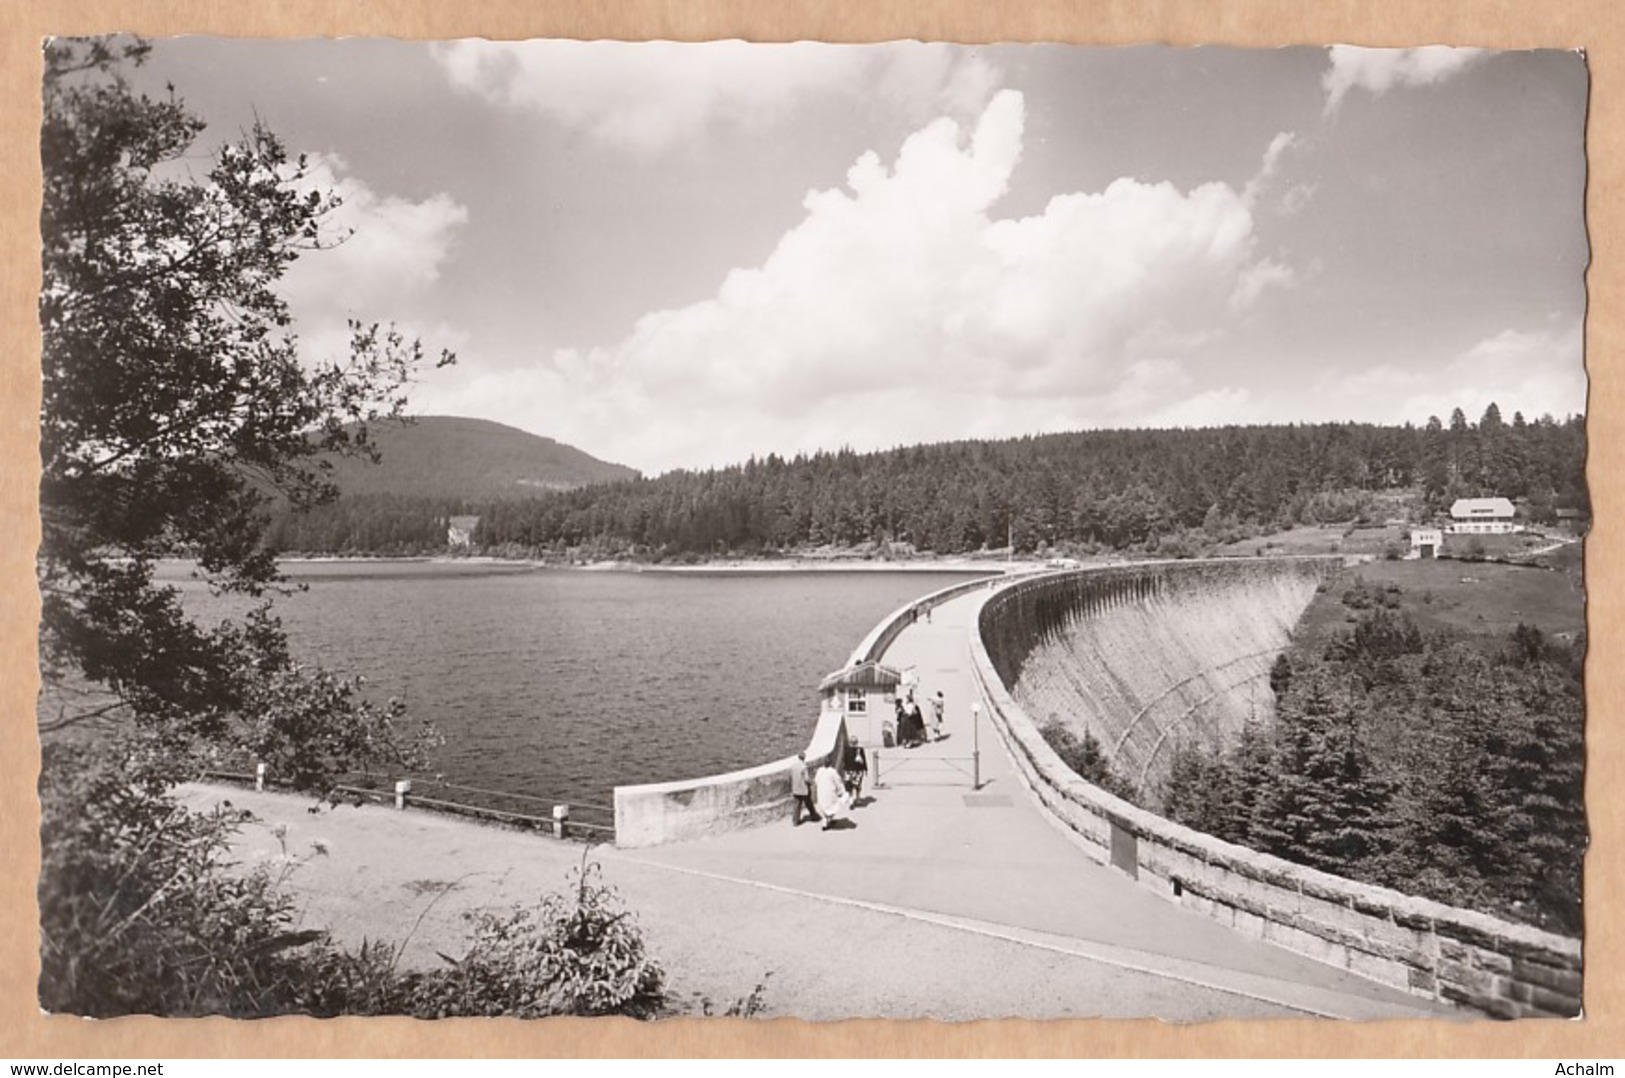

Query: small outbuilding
<box><xmin>1409</xmin><ymin>527</ymin><xmax>1443</xmax><ymax>559</ymax></box>
<box><xmin>818</xmin><ymin>660</ymin><xmax>904</xmax><ymax>747</ymax></box>
<box><xmin>447</xmin><ymin>514</ymin><xmax>480</xmax><ymax>548</ymax></box>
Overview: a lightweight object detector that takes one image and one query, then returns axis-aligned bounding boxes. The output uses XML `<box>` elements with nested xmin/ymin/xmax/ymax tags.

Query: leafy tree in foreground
<box><xmin>35</xmin><ymin>38</ymin><xmax>678</xmax><ymax>1019</ymax></box>
<box><xmin>38</xmin><ymin>36</ymin><xmax>446</xmax><ymax>780</ymax></box>
<box><xmin>37</xmin><ymin>36</ymin><xmax>459</xmax><ymax>1017</ymax></box>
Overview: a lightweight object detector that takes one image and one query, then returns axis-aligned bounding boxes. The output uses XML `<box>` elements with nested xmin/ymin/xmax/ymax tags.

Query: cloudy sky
<box><xmin>132</xmin><ymin>40</ymin><xmax>1588</xmax><ymax>476</ymax></box>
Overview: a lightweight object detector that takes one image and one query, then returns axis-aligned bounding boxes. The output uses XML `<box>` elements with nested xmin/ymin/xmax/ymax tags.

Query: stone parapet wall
<box><xmin>614</xmin><ymin>574</ymin><xmax>998</xmax><ymax>848</ymax></box>
<box><xmin>971</xmin><ymin>561</ymin><xmax>1582</xmax><ymax>1019</ymax></box>
<box><xmin>845</xmin><ymin>572</ymin><xmax>1004</xmax><ymax>667</ymax></box>
<box><xmin>613</xmin><ymin>708</ymin><xmax>847</xmax><ymax>848</ymax></box>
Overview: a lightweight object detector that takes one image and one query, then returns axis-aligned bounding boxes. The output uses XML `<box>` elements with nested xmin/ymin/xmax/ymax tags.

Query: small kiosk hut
<box><xmin>1409</xmin><ymin>527</ymin><xmax>1443</xmax><ymax>559</ymax></box>
<box><xmin>818</xmin><ymin>660</ymin><xmax>904</xmax><ymax>747</ymax></box>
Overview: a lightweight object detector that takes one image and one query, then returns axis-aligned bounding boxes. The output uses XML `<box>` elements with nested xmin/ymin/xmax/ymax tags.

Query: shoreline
<box><xmin>260</xmin><ymin>553</ymin><xmax>1082</xmax><ymax>574</ymax></box>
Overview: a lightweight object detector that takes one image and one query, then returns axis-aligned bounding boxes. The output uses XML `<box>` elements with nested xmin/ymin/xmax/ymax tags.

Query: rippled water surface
<box><xmin>164</xmin><ymin>562</ymin><xmax>985</xmax><ymax>806</ymax></box>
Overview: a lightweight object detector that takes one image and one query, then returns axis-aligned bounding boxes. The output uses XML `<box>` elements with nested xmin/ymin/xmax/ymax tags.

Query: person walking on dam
<box><xmin>814</xmin><ymin>764</ymin><xmax>853</xmax><ymax>830</ymax></box>
<box><xmin>929</xmin><ymin>690</ymin><xmax>945</xmax><ymax>741</ymax></box>
<box><xmin>791</xmin><ymin>752</ymin><xmax>820</xmax><ymax>826</ymax></box>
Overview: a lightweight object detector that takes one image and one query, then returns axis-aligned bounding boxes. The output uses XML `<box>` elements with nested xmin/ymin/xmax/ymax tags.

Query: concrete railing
<box><xmin>612</xmin><ymin>570</ymin><xmax>1003</xmax><ymax>848</ymax></box>
<box><xmin>970</xmin><ymin>563</ymin><xmax>1582</xmax><ymax>1018</ymax></box>
<box><xmin>613</xmin><ymin>708</ymin><xmax>848</xmax><ymax>848</ymax></box>
<box><xmin>844</xmin><ymin>571</ymin><xmax>1004</xmax><ymax>667</ymax></box>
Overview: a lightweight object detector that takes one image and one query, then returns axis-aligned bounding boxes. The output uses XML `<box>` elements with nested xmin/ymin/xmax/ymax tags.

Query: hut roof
<box><xmin>818</xmin><ymin>660</ymin><xmax>903</xmax><ymax>694</ymax></box>
<box><xmin>1449</xmin><ymin>497</ymin><xmax>1515</xmax><ymax>520</ymax></box>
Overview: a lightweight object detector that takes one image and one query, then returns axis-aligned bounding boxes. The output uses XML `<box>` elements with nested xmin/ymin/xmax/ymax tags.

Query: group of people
<box><xmin>893</xmin><ymin>688</ymin><xmax>945</xmax><ymax>748</ymax></box>
<box><xmin>790</xmin><ymin>748</ymin><xmax>863</xmax><ymax>830</ymax></box>
<box><xmin>789</xmin><ymin>685</ymin><xmax>948</xmax><ymax>829</ymax></box>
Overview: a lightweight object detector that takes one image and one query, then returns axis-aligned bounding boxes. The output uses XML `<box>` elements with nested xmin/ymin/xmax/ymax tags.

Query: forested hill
<box><xmin>265</xmin><ymin>407</ymin><xmax>1585</xmax><ymax>557</ymax></box>
<box><xmin>261</xmin><ymin>417</ymin><xmax>637</xmax><ymax>553</ymax></box>
<box><xmin>475</xmin><ymin>408</ymin><xmax>1586</xmax><ymax>557</ymax></box>
<box><xmin>316</xmin><ymin>416</ymin><xmax>638</xmax><ymax>499</ymax></box>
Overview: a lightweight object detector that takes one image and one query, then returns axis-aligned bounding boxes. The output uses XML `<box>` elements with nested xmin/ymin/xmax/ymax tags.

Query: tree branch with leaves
<box><xmin>39</xmin><ymin>35</ymin><xmax>449</xmax><ymax>784</ymax></box>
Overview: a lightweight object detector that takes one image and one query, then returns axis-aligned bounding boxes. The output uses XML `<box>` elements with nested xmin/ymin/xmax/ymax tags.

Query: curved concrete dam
<box><xmin>971</xmin><ymin>558</ymin><xmax>1579</xmax><ymax>1018</ymax></box>
<box><xmin>980</xmin><ymin>558</ymin><xmax>1337</xmax><ymax>800</ymax></box>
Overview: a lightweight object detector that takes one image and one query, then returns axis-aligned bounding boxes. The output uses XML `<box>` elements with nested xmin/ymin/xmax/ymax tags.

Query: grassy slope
<box><xmin>1292</xmin><ymin>555</ymin><xmax>1586</xmax><ymax>656</ymax></box>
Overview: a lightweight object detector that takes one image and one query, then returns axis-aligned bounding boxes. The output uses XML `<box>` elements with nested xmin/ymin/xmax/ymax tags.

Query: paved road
<box><xmin>183</xmin><ymin>586</ymin><xmax>1456</xmax><ymax>1021</ymax></box>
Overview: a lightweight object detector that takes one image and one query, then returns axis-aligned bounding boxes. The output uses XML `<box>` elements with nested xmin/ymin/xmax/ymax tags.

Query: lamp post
<box><xmin>971</xmin><ymin>701</ymin><xmax>982</xmax><ymax>790</ymax></box>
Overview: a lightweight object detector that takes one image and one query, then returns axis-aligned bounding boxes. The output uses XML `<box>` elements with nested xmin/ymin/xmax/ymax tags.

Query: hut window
<box><xmin>846</xmin><ymin>690</ymin><xmax>867</xmax><ymax>713</ymax></box>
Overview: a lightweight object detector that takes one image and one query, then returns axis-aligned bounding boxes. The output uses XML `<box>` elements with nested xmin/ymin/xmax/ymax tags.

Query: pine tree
<box><xmin>1491</xmin><ymin>635</ymin><xmax>1586</xmax><ymax>933</ymax></box>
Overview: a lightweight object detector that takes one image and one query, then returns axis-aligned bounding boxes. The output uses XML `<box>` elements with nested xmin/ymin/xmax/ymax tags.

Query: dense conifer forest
<box><xmin>1157</xmin><ymin>585</ymin><xmax>1585</xmax><ymax>935</ymax></box>
<box><xmin>266</xmin><ymin>406</ymin><xmax>1585</xmax><ymax>557</ymax></box>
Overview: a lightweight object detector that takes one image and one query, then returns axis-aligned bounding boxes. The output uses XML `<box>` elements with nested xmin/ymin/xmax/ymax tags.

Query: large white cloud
<box><xmin>433</xmin><ymin>40</ymin><xmax>1001</xmax><ymax>154</ymax></box>
<box><xmin>279</xmin><ymin>153</ymin><xmax>469</xmax><ymax>317</ymax></box>
<box><xmin>1322</xmin><ymin>45</ymin><xmax>1489</xmax><ymax>116</ymax></box>
<box><xmin>455</xmin><ymin>90</ymin><xmax>1298</xmax><ymax>473</ymax></box>
<box><xmin>275</xmin><ymin>154</ymin><xmax>470</xmax><ymax>368</ymax></box>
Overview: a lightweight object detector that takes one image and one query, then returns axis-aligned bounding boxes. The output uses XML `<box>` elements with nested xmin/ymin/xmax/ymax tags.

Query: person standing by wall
<box><xmin>790</xmin><ymin>752</ymin><xmax>820</xmax><ymax>826</ymax></box>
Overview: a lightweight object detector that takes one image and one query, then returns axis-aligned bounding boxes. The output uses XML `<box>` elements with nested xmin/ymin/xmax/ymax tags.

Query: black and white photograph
<box><xmin>32</xmin><ymin>35</ymin><xmax>1588</xmax><ymax>1027</ymax></box>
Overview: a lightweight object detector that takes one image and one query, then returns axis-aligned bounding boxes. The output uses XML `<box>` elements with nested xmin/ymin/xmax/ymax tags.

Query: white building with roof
<box><xmin>818</xmin><ymin>660</ymin><xmax>904</xmax><ymax>747</ymax></box>
<box><xmin>1447</xmin><ymin>497</ymin><xmax>1521</xmax><ymax>535</ymax></box>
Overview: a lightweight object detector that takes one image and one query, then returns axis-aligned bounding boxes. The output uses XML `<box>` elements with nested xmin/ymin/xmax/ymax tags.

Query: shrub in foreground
<box><xmin>39</xmin><ymin>745</ymin><xmax>667</xmax><ymax>1018</ymax></box>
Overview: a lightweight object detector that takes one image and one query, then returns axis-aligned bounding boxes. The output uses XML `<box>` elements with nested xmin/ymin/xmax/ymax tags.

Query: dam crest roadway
<box><xmin>188</xmin><ymin>573</ymin><xmax>1456</xmax><ymax>1021</ymax></box>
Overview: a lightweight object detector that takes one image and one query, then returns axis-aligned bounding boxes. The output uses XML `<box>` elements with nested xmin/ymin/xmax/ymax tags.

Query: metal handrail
<box><xmin>405</xmin><ymin>794</ymin><xmax>614</xmax><ymax>834</ymax></box>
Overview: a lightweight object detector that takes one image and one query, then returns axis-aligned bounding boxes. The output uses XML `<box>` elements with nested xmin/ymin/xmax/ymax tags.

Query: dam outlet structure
<box><xmin>971</xmin><ymin>557</ymin><xmax>1582</xmax><ymax>1018</ymax></box>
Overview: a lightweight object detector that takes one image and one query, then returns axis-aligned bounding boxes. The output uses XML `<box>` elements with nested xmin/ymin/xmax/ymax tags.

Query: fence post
<box><xmin>971</xmin><ymin>702</ymin><xmax>982</xmax><ymax>790</ymax></box>
<box><xmin>394</xmin><ymin>779</ymin><xmax>411</xmax><ymax>810</ymax></box>
<box><xmin>553</xmin><ymin>803</ymin><xmax>571</xmax><ymax>840</ymax></box>
<box><xmin>255</xmin><ymin>762</ymin><xmax>267</xmax><ymax>791</ymax></box>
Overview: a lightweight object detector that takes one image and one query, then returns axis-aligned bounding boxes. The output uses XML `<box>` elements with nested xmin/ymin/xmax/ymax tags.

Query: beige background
<box><xmin>0</xmin><ymin>0</ymin><xmax>1616</xmax><ymax>1059</ymax></box>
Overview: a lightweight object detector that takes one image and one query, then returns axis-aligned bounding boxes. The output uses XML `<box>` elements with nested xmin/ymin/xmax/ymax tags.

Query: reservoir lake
<box><xmin>161</xmin><ymin>561</ymin><xmax>987</xmax><ymax>808</ymax></box>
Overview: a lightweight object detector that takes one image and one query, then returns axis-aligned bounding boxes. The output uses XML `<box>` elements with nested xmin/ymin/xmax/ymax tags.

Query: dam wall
<box><xmin>972</xmin><ymin>560</ymin><xmax>1581</xmax><ymax>1018</ymax></box>
<box><xmin>986</xmin><ymin>559</ymin><xmax>1331</xmax><ymax>796</ymax></box>
<box><xmin>612</xmin><ymin>574</ymin><xmax>997</xmax><ymax>848</ymax></box>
